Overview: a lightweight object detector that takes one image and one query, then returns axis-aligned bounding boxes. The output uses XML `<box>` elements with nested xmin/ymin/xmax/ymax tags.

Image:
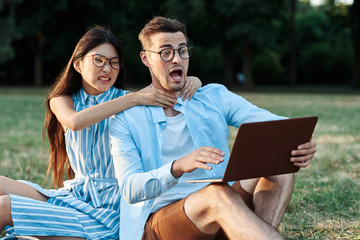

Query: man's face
<box><xmin>141</xmin><ymin>31</ymin><xmax>189</xmax><ymax>94</ymax></box>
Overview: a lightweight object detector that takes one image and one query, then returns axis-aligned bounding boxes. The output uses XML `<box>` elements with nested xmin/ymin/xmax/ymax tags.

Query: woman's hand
<box><xmin>136</xmin><ymin>85</ymin><xmax>177</xmax><ymax>108</ymax></box>
<box><xmin>179</xmin><ymin>76</ymin><xmax>202</xmax><ymax>101</ymax></box>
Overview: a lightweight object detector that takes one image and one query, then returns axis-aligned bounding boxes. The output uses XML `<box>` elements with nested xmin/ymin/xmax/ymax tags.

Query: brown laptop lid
<box><xmin>222</xmin><ymin>116</ymin><xmax>318</xmax><ymax>182</ymax></box>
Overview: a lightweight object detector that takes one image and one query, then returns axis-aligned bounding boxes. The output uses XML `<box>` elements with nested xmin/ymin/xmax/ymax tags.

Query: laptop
<box><xmin>187</xmin><ymin>116</ymin><xmax>318</xmax><ymax>183</ymax></box>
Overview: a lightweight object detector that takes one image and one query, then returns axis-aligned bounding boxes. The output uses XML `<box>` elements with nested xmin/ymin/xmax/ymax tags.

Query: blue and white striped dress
<box><xmin>3</xmin><ymin>86</ymin><xmax>127</xmax><ymax>239</ymax></box>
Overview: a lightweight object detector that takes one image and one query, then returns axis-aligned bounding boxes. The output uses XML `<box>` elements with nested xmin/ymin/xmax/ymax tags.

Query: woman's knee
<box><xmin>0</xmin><ymin>195</ymin><xmax>11</xmax><ymax>212</ymax></box>
<box><xmin>0</xmin><ymin>175</ymin><xmax>10</xmax><ymax>195</ymax></box>
<box><xmin>0</xmin><ymin>194</ymin><xmax>13</xmax><ymax>228</ymax></box>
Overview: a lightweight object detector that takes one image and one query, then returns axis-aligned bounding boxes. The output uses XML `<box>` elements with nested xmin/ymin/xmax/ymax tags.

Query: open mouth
<box><xmin>169</xmin><ymin>68</ymin><xmax>183</xmax><ymax>80</ymax></box>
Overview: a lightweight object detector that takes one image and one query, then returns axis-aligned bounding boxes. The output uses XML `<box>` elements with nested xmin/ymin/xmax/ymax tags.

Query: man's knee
<box><xmin>270</xmin><ymin>173</ymin><xmax>294</xmax><ymax>187</ymax></box>
<box><xmin>201</xmin><ymin>183</ymin><xmax>242</xmax><ymax>207</ymax></box>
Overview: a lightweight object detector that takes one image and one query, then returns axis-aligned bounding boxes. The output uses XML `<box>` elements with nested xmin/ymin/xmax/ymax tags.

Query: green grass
<box><xmin>0</xmin><ymin>87</ymin><xmax>359</xmax><ymax>239</ymax></box>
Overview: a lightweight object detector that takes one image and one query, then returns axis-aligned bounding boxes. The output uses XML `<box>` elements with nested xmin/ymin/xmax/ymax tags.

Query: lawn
<box><xmin>0</xmin><ymin>86</ymin><xmax>359</xmax><ymax>239</ymax></box>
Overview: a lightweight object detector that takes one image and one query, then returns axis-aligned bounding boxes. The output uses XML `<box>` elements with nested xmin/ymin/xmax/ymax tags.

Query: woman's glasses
<box><xmin>84</xmin><ymin>54</ymin><xmax>123</xmax><ymax>70</ymax></box>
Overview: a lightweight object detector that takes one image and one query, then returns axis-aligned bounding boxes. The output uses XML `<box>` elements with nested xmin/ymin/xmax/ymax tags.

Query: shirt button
<box><xmin>170</xmin><ymin>183</ymin><xmax>174</xmax><ymax>186</ymax></box>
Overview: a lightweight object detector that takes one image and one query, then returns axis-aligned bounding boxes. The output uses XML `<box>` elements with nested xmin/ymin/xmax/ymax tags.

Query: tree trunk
<box><xmin>288</xmin><ymin>0</ymin><xmax>297</xmax><ymax>87</ymax></box>
<box><xmin>350</xmin><ymin>0</ymin><xmax>360</xmax><ymax>88</ymax></box>
<box><xmin>222</xmin><ymin>40</ymin><xmax>234</xmax><ymax>86</ymax></box>
<box><xmin>32</xmin><ymin>31</ymin><xmax>45</xmax><ymax>86</ymax></box>
<box><xmin>34</xmin><ymin>49</ymin><xmax>42</xmax><ymax>87</ymax></box>
<box><xmin>241</xmin><ymin>36</ymin><xmax>253</xmax><ymax>89</ymax></box>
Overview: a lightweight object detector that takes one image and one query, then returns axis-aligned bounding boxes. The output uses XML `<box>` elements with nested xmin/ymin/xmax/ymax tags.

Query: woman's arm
<box><xmin>50</xmin><ymin>88</ymin><xmax>177</xmax><ymax>131</ymax></box>
<box><xmin>50</xmin><ymin>76</ymin><xmax>202</xmax><ymax>132</ymax></box>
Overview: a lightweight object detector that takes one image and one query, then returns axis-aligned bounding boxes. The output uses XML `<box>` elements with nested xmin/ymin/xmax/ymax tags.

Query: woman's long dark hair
<box><xmin>43</xmin><ymin>26</ymin><xmax>125</xmax><ymax>188</ymax></box>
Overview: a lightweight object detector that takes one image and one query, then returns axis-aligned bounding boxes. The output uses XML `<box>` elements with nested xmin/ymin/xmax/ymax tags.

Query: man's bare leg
<box><xmin>241</xmin><ymin>173</ymin><xmax>294</xmax><ymax>228</ymax></box>
<box><xmin>184</xmin><ymin>183</ymin><xmax>283</xmax><ymax>240</ymax></box>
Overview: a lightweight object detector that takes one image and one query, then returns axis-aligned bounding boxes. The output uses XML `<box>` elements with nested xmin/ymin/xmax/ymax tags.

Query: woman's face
<box><xmin>74</xmin><ymin>43</ymin><xmax>120</xmax><ymax>95</ymax></box>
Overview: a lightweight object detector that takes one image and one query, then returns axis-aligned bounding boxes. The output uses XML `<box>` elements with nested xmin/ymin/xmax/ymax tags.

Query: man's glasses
<box><xmin>144</xmin><ymin>46</ymin><xmax>193</xmax><ymax>62</ymax></box>
<box><xmin>84</xmin><ymin>54</ymin><xmax>123</xmax><ymax>70</ymax></box>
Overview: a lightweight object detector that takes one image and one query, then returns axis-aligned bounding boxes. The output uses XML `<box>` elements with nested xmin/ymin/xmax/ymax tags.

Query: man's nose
<box><xmin>172</xmin><ymin>50</ymin><xmax>182</xmax><ymax>64</ymax></box>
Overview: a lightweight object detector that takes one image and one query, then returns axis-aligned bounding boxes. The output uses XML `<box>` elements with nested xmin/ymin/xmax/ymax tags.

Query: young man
<box><xmin>110</xmin><ymin>16</ymin><xmax>317</xmax><ymax>240</ymax></box>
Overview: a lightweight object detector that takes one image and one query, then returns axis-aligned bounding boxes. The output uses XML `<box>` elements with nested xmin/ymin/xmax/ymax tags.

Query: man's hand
<box><xmin>290</xmin><ymin>136</ymin><xmax>317</xmax><ymax>168</ymax></box>
<box><xmin>171</xmin><ymin>147</ymin><xmax>225</xmax><ymax>178</ymax></box>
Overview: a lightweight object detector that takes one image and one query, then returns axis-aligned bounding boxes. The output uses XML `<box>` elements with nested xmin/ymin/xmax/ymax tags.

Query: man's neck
<box><xmin>164</xmin><ymin>107</ymin><xmax>180</xmax><ymax>117</ymax></box>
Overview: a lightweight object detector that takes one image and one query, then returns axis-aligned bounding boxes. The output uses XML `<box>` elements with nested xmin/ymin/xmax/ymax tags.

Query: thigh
<box><xmin>212</xmin><ymin>182</ymin><xmax>255</xmax><ymax>240</ymax></box>
<box><xmin>142</xmin><ymin>198</ymin><xmax>216</xmax><ymax>240</ymax></box>
<box><xmin>231</xmin><ymin>181</ymin><xmax>255</xmax><ymax>212</ymax></box>
<box><xmin>0</xmin><ymin>176</ymin><xmax>48</xmax><ymax>202</ymax></box>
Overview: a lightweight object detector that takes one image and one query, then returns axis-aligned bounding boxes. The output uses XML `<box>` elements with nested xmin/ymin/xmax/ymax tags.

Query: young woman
<box><xmin>0</xmin><ymin>26</ymin><xmax>201</xmax><ymax>240</ymax></box>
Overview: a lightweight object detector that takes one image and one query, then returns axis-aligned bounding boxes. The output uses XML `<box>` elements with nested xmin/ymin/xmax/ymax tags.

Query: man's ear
<box><xmin>73</xmin><ymin>58</ymin><xmax>82</xmax><ymax>74</ymax></box>
<box><xmin>140</xmin><ymin>51</ymin><xmax>150</xmax><ymax>67</ymax></box>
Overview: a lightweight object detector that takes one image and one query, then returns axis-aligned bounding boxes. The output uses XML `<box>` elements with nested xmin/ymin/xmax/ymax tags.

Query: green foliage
<box><xmin>252</xmin><ymin>49</ymin><xmax>285</xmax><ymax>84</ymax></box>
<box><xmin>0</xmin><ymin>0</ymin><xmax>356</xmax><ymax>86</ymax></box>
<box><xmin>299</xmin><ymin>42</ymin><xmax>352</xmax><ymax>83</ymax></box>
<box><xmin>0</xmin><ymin>0</ymin><xmax>23</xmax><ymax>64</ymax></box>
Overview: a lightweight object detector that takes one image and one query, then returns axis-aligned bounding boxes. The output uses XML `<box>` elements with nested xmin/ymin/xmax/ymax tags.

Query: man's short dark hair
<box><xmin>139</xmin><ymin>16</ymin><xmax>188</xmax><ymax>50</ymax></box>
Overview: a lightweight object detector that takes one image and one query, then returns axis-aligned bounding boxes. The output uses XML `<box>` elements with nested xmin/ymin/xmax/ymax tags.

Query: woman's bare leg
<box><xmin>0</xmin><ymin>176</ymin><xmax>48</xmax><ymax>202</ymax></box>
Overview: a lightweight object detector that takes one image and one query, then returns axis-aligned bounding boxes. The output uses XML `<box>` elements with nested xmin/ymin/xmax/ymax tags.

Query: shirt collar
<box><xmin>78</xmin><ymin>87</ymin><xmax>116</xmax><ymax>105</ymax></box>
<box><xmin>148</xmin><ymin>95</ymin><xmax>189</xmax><ymax>124</ymax></box>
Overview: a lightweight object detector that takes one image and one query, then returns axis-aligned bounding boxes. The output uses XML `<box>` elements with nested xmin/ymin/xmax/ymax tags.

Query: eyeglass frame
<box><xmin>82</xmin><ymin>54</ymin><xmax>123</xmax><ymax>70</ymax></box>
<box><xmin>143</xmin><ymin>46</ymin><xmax>193</xmax><ymax>62</ymax></box>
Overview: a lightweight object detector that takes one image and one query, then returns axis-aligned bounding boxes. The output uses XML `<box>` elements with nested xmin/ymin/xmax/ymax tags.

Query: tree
<box><xmin>350</xmin><ymin>0</ymin><xmax>360</xmax><ymax>88</ymax></box>
<box><xmin>0</xmin><ymin>0</ymin><xmax>23</xmax><ymax>64</ymax></box>
<box><xmin>288</xmin><ymin>0</ymin><xmax>297</xmax><ymax>86</ymax></box>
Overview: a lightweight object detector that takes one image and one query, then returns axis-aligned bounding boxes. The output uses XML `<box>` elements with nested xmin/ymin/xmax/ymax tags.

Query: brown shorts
<box><xmin>142</xmin><ymin>182</ymin><xmax>254</xmax><ymax>240</ymax></box>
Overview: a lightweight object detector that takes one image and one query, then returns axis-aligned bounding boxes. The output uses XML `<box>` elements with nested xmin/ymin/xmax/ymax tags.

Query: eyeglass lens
<box><xmin>160</xmin><ymin>46</ymin><xmax>192</xmax><ymax>62</ymax></box>
<box><xmin>92</xmin><ymin>54</ymin><xmax>122</xmax><ymax>70</ymax></box>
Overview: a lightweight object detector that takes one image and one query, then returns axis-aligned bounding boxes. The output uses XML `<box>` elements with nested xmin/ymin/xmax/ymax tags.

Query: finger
<box><xmin>291</xmin><ymin>147</ymin><xmax>316</xmax><ymax>157</ymax></box>
<box><xmin>181</xmin><ymin>83</ymin><xmax>192</xmax><ymax>100</ymax></box>
<box><xmin>292</xmin><ymin>159</ymin><xmax>311</xmax><ymax>168</ymax></box>
<box><xmin>155</xmin><ymin>99</ymin><xmax>176</xmax><ymax>108</ymax></box>
<box><xmin>297</xmin><ymin>139</ymin><xmax>317</xmax><ymax>150</ymax></box>
<box><xmin>179</xmin><ymin>80</ymin><xmax>190</xmax><ymax>97</ymax></box>
<box><xmin>184</xmin><ymin>84</ymin><xmax>196</xmax><ymax>101</ymax></box>
<box><xmin>156</xmin><ymin>89</ymin><xmax>177</xmax><ymax>99</ymax></box>
<box><xmin>194</xmin><ymin>162</ymin><xmax>213</xmax><ymax>171</ymax></box>
<box><xmin>198</xmin><ymin>147</ymin><xmax>225</xmax><ymax>156</ymax></box>
<box><xmin>290</xmin><ymin>153</ymin><xmax>314</xmax><ymax>163</ymax></box>
<box><xmin>198</xmin><ymin>151</ymin><xmax>225</xmax><ymax>162</ymax></box>
<box><xmin>196</xmin><ymin>155</ymin><xmax>224</xmax><ymax>165</ymax></box>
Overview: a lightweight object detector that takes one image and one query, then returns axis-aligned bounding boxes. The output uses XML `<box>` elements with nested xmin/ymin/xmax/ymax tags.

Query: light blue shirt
<box><xmin>110</xmin><ymin>84</ymin><xmax>285</xmax><ymax>240</ymax></box>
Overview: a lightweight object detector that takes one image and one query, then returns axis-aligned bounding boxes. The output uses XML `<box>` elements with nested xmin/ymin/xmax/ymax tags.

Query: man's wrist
<box><xmin>171</xmin><ymin>160</ymin><xmax>182</xmax><ymax>178</ymax></box>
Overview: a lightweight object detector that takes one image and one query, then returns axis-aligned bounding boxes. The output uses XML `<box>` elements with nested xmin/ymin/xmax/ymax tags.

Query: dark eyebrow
<box><xmin>93</xmin><ymin>54</ymin><xmax>119</xmax><ymax>59</ymax></box>
<box><xmin>159</xmin><ymin>42</ymin><xmax>187</xmax><ymax>49</ymax></box>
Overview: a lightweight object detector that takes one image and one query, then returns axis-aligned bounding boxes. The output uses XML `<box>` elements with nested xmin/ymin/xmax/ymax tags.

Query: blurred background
<box><xmin>0</xmin><ymin>0</ymin><xmax>359</xmax><ymax>90</ymax></box>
